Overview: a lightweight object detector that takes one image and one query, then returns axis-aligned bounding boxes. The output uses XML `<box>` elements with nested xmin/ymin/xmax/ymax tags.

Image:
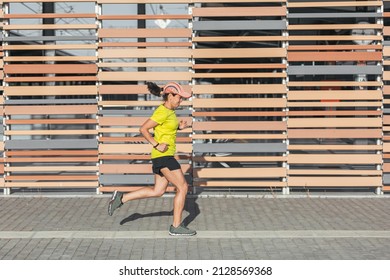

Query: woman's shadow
<box><xmin>120</xmin><ymin>196</ymin><xmax>200</xmax><ymax>227</ymax></box>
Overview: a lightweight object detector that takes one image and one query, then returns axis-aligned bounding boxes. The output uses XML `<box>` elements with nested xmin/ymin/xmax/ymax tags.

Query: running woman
<box><xmin>108</xmin><ymin>81</ymin><xmax>196</xmax><ymax>236</ymax></box>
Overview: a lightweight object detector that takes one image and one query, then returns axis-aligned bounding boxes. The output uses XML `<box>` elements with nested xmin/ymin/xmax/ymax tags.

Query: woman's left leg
<box><xmin>159</xmin><ymin>168</ymin><xmax>188</xmax><ymax>227</ymax></box>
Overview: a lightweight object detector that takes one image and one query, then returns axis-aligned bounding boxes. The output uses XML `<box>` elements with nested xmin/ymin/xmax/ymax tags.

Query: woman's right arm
<box><xmin>139</xmin><ymin>119</ymin><xmax>168</xmax><ymax>152</ymax></box>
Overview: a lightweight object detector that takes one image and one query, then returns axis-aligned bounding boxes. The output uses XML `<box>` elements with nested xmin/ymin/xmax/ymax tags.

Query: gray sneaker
<box><xmin>108</xmin><ymin>190</ymin><xmax>123</xmax><ymax>216</ymax></box>
<box><xmin>169</xmin><ymin>223</ymin><xmax>197</xmax><ymax>236</ymax></box>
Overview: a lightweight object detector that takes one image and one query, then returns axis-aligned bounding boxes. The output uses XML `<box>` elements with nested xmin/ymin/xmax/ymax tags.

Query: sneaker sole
<box><xmin>108</xmin><ymin>190</ymin><xmax>118</xmax><ymax>216</ymax></box>
<box><xmin>169</xmin><ymin>232</ymin><xmax>197</xmax><ymax>236</ymax></box>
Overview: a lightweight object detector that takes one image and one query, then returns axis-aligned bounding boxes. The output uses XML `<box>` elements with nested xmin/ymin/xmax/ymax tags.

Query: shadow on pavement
<box><xmin>120</xmin><ymin>197</ymin><xmax>200</xmax><ymax>227</ymax></box>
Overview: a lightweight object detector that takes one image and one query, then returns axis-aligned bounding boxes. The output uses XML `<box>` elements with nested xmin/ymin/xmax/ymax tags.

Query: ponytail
<box><xmin>146</xmin><ymin>82</ymin><xmax>163</xmax><ymax>97</ymax></box>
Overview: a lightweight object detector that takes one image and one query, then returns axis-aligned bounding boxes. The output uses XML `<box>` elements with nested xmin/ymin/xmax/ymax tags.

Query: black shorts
<box><xmin>152</xmin><ymin>156</ymin><xmax>181</xmax><ymax>176</ymax></box>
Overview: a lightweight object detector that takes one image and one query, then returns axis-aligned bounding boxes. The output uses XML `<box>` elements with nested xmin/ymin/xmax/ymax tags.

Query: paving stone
<box><xmin>1</xmin><ymin>196</ymin><xmax>390</xmax><ymax>259</ymax></box>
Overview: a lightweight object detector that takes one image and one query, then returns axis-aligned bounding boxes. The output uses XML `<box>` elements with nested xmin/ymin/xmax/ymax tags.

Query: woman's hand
<box><xmin>178</xmin><ymin>120</ymin><xmax>190</xmax><ymax>130</ymax></box>
<box><xmin>156</xmin><ymin>143</ymin><xmax>169</xmax><ymax>153</ymax></box>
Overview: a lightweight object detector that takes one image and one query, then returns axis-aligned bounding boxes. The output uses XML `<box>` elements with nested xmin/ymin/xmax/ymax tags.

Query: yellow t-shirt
<box><xmin>150</xmin><ymin>104</ymin><xmax>179</xmax><ymax>159</ymax></box>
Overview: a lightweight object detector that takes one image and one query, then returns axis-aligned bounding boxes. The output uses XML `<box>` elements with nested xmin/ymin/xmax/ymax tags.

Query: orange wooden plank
<box><xmin>7</xmin><ymin>150</ymin><xmax>97</xmax><ymax>156</ymax></box>
<box><xmin>98</xmin><ymin>14</ymin><xmax>191</xmax><ymax>20</ymax></box>
<box><xmin>288</xmin><ymin>177</ymin><xmax>382</xmax><ymax>187</ymax></box>
<box><xmin>288</xmin><ymin>51</ymin><xmax>381</xmax><ymax>62</ymax></box>
<box><xmin>192</xmin><ymin>6</ymin><xmax>286</xmax><ymax>17</ymax></box>
<box><xmin>193</xmin><ymin>84</ymin><xmax>286</xmax><ymax>94</ymax></box>
<box><xmin>193</xmin><ymin>48</ymin><xmax>286</xmax><ymax>58</ymax></box>
<box><xmin>193</xmin><ymin>121</ymin><xmax>286</xmax><ymax>131</ymax></box>
<box><xmin>288</xmin><ymin>129</ymin><xmax>382</xmax><ymax>139</ymax></box>
<box><xmin>194</xmin><ymin>167</ymin><xmax>286</xmax><ymax>178</ymax></box>
<box><xmin>5</xmin><ymin>85</ymin><xmax>97</xmax><ymax>96</ymax></box>
<box><xmin>98</xmin><ymin>28</ymin><xmax>191</xmax><ymax>38</ymax></box>
<box><xmin>288</xmin><ymin>1</ymin><xmax>381</xmax><ymax>8</ymax></box>
<box><xmin>5</xmin><ymin>105</ymin><xmax>97</xmax><ymax>115</ymax></box>
<box><xmin>5</xmin><ymin>76</ymin><xmax>97</xmax><ymax>82</ymax></box>
<box><xmin>193</xmin><ymin>98</ymin><xmax>286</xmax><ymax>108</ymax></box>
<box><xmin>5</xmin><ymin>64</ymin><xmax>97</xmax><ymax>74</ymax></box>
<box><xmin>5</xmin><ymin>13</ymin><xmax>96</xmax><ymax>19</ymax></box>
<box><xmin>288</xmin><ymin>154</ymin><xmax>381</xmax><ymax>164</ymax></box>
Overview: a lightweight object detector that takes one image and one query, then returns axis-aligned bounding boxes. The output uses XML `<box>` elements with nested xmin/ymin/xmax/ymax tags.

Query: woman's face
<box><xmin>168</xmin><ymin>93</ymin><xmax>183</xmax><ymax>109</ymax></box>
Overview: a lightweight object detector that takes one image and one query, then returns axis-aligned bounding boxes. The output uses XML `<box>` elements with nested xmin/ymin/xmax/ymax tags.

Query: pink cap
<box><xmin>163</xmin><ymin>82</ymin><xmax>191</xmax><ymax>98</ymax></box>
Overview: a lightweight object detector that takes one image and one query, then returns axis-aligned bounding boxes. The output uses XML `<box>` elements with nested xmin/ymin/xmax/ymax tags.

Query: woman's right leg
<box><xmin>108</xmin><ymin>174</ymin><xmax>169</xmax><ymax>216</ymax></box>
<box><xmin>122</xmin><ymin>174</ymin><xmax>169</xmax><ymax>203</ymax></box>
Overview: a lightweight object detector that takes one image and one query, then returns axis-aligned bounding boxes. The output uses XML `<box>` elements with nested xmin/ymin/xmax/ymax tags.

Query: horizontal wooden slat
<box><xmin>193</xmin><ymin>36</ymin><xmax>286</xmax><ymax>42</ymax></box>
<box><xmin>288</xmin><ymin>90</ymin><xmax>382</xmax><ymax>100</ymax></box>
<box><xmin>5</xmin><ymin>166</ymin><xmax>98</xmax><ymax>172</ymax></box>
<box><xmin>288</xmin><ymin>1</ymin><xmax>381</xmax><ymax>8</ymax></box>
<box><xmin>99</xmin><ymin>144</ymin><xmax>192</xmax><ymax>154</ymax></box>
<box><xmin>193</xmin><ymin>121</ymin><xmax>286</xmax><ymax>131</ymax></box>
<box><xmin>4</xmin><ymin>45</ymin><xmax>96</xmax><ymax>50</ymax></box>
<box><xmin>5</xmin><ymin>105</ymin><xmax>97</xmax><ymax>115</ymax></box>
<box><xmin>193</xmin><ymin>73</ymin><xmax>286</xmax><ymax>79</ymax></box>
<box><xmin>194</xmin><ymin>167</ymin><xmax>286</xmax><ymax>178</ymax></box>
<box><xmin>288</xmin><ymin>118</ymin><xmax>382</xmax><ymax>128</ymax></box>
<box><xmin>288</xmin><ymin>170</ymin><xmax>381</xmax><ymax>175</ymax></box>
<box><xmin>5</xmin><ymin>76</ymin><xmax>97</xmax><ymax>82</ymax></box>
<box><xmin>98</xmin><ymin>48</ymin><xmax>191</xmax><ymax>58</ymax></box>
<box><xmin>5</xmin><ymin>182</ymin><xmax>99</xmax><ymax>188</ymax></box>
<box><xmin>288</xmin><ymin>52</ymin><xmax>381</xmax><ymax>61</ymax></box>
<box><xmin>288</xmin><ymin>35</ymin><xmax>381</xmax><ymax>41</ymax></box>
<box><xmin>192</xmin><ymin>6</ymin><xmax>286</xmax><ymax>17</ymax></box>
<box><xmin>193</xmin><ymin>98</ymin><xmax>286</xmax><ymax>108</ymax></box>
<box><xmin>99</xmin><ymin>84</ymin><xmax>191</xmax><ymax>95</ymax></box>
<box><xmin>193</xmin><ymin>63</ymin><xmax>286</xmax><ymax>70</ymax></box>
<box><xmin>4</xmin><ymin>64</ymin><xmax>97</xmax><ymax>74</ymax></box>
<box><xmin>97</xmin><ymin>0</ymin><xmax>283</xmax><ymax>3</ymax></box>
<box><xmin>288</xmin><ymin>177</ymin><xmax>382</xmax><ymax>187</ymax></box>
<box><xmin>100</xmin><ymin>164</ymin><xmax>191</xmax><ymax>174</ymax></box>
<box><xmin>4</xmin><ymin>24</ymin><xmax>97</xmax><ymax>30</ymax></box>
<box><xmin>98</xmin><ymin>62</ymin><xmax>192</xmax><ymax>68</ymax></box>
<box><xmin>288</xmin><ymin>129</ymin><xmax>382</xmax><ymax>139</ymax></box>
<box><xmin>382</xmin><ymin>143</ymin><xmax>390</xmax><ymax>153</ymax></box>
<box><xmin>98</xmin><ymin>14</ymin><xmax>191</xmax><ymax>20</ymax></box>
<box><xmin>288</xmin><ymin>81</ymin><xmax>381</xmax><ymax>87</ymax></box>
<box><xmin>192</xmin><ymin>134</ymin><xmax>286</xmax><ymax>140</ymax></box>
<box><xmin>193</xmin><ymin>112</ymin><xmax>286</xmax><ymax>117</ymax></box>
<box><xmin>288</xmin><ymin>24</ymin><xmax>382</xmax><ymax>30</ymax></box>
<box><xmin>5</xmin><ymin>56</ymin><xmax>96</xmax><ymax>62</ymax></box>
<box><xmin>288</xmin><ymin>111</ymin><xmax>381</xmax><ymax>117</ymax></box>
<box><xmin>5</xmin><ymin>130</ymin><xmax>97</xmax><ymax>136</ymax></box>
<box><xmin>6</xmin><ymin>175</ymin><xmax>98</xmax><ymax>181</ymax></box>
<box><xmin>288</xmin><ymin>45</ymin><xmax>381</xmax><ymax>51</ymax></box>
<box><xmin>6</xmin><ymin>158</ymin><xmax>98</xmax><ymax>163</ymax></box>
<box><xmin>193</xmin><ymin>156</ymin><xmax>286</xmax><ymax>162</ymax></box>
<box><xmin>5</xmin><ymin>86</ymin><xmax>97</xmax><ymax>96</ymax></box>
<box><xmin>287</xmin><ymin>102</ymin><xmax>382</xmax><ymax>107</ymax></box>
<box><xmin>194</xmin><ymin>181</ymin><xmax>286</xmax><ymax>187</ymax></box>
<box><xmin>98</xmin><ymin>72</ymin><xmax>192</xmax><ymax>81</ymax></box>
<box><xmin>288</xmin><ymin>145</ymin><xmax>381</xmax><ymax>151</ymax></box>
<box><xmin>288</xmin><ymin>154</ymin><xmax>381</xmax><ymax>164</ymax></box>
<box><xmin>193</xmin><ymin>84</ymin><xmax>286</xmax><ymax>94</ymax></box>
<box><xmin>193</xmin><ymin>48</ymin><xmax>286</xmax><ymax>58</ymax></box>
<box><xmin>7</xmin><ymin>150</ymin><xmax>97</xmax><ymax>156</ymax></box>
<box><xmin>4</xmin><ymin>13</ymin><xmax>96</xmax><ymax>19</ymax></box>
<box><xmin>98</xmin><ymin>28</ymin><xmax>191</xmax><ymax>38</ymax></box>
<box><xmin>98</xmin><ymin>100</ymin><xmax>191</xmax><ymax>107</ymax></box>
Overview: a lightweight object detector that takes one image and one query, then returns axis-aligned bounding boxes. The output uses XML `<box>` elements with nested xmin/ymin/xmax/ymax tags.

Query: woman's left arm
<box><xmin>178</xmin><ymin>119</ymin><xmax>191</xmax><ymax>130</ymax></box>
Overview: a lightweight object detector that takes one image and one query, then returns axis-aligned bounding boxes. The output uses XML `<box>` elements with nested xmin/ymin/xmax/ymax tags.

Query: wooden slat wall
<box><xmin>287</xmin><ymin>0</ymin><xmax>383</xmax><ymax>190</ymax></box>
<box><xmin>192</xmin><ymin>1</ymin><xmax>288</xmax><ymax>191</ymax></box>
<box><xmin>97</xmin><ymin>0</ymin><xmax>192</xmax><ymax>193</ymax></box>
<box><xmin>2</xmin><ymin>1</ymin><xmax>98</xmax><ymax>190</ymax></box>
<box><xmin>383</xmin><ymin>0</ymin><xmax>390</xmax><ymax>192</ymax></box>
<box><xmin>1</xmin><ymin>0</ymin><xmax>390</xmax><ymax>194</ymax></box>
<box><xmin>0</xmin><ymin>7</ymin><xmax>4</xmax><ymax>191</ymax></box>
